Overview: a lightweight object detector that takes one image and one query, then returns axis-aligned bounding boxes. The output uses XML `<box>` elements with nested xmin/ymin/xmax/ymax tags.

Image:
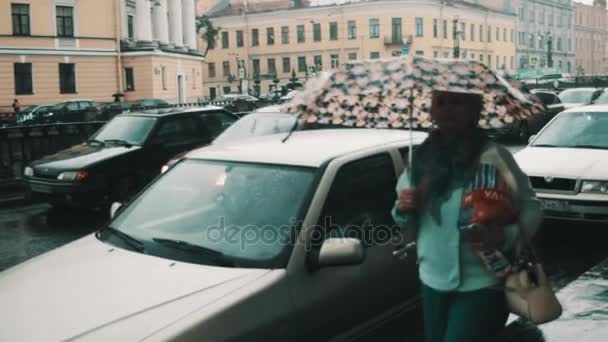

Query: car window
<box><xmin>78</xmin><ymin>101</ymin><xmax>91</xmax><ymax>108</ymax></box>
<box><xmin>316</xmin><ymin>154</ymin><xmax>397</xmax><ymax>248</ymax></box>
<box><xmin>594</xmin><ymin>91</ymin><xmax>608</xmax><ymax>104</ymax></box>
<box><xmin>152</xmin><ymin>116</ymin><xmax>201</xmax><ymax>144</ymax></box>
<box><xmin>66</xmin><ymin>102</ymin><xmax>79</xmax><ymax>111</ymax></box>
<box><xmin>534</xmin><ymin>92</ymin><xmax>559</xmax><ymax>105</ymax></box>
<box><xmin>37</xmin><ymin>107</ymin><xmax>50</xmax><ymax>115</ymax></box>
<box><xmin>199</xmin><ymin>112</ymin><xmax>237</xmax><ymax>139</ymax></box>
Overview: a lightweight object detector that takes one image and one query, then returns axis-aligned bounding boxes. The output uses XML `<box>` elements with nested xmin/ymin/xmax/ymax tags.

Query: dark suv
<box><xmin>48</xmin><ymin>100</ymin><xmax>101</xmax><ymax>123</ymax></box>
<box><xmin>24</xmin><ymin>106</ymin><xmax>239</xmax><ymax>209</ymax></box>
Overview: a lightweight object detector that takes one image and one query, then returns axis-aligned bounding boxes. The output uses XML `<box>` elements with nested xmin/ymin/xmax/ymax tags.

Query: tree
<box><xmin>196</xmin><ymin>15</ymin><xmax>220</xmax><ymax>58</ymax></box>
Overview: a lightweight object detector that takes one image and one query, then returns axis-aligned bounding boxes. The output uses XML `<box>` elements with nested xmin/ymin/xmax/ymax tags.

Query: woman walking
<box><xmin>392</xmin><ymin>90</ymin><xmax>542</xmax><ymax>342</ymax></box>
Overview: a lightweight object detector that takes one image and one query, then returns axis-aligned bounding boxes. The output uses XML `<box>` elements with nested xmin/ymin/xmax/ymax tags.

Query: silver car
<box><xmin>0</xmin><ymin>129</ymin><xmax>427</xmax><ymax>341</ymax></box>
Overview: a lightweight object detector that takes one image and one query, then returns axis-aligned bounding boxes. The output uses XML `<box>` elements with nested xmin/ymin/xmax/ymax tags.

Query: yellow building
<box><xmin>0</xmin><ymin>0</ymin><xmax>204</xmax><ymax>111</ymax></box>
<box><xmin>201</xmin><ymin>0</ymin><xmax>517</xmax><ymax>98</ymax></box>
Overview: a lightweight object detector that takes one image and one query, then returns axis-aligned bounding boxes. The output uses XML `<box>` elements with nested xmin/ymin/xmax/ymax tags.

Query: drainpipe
<box><xmin>115</xmin><ymin>0</ymin><xmax>124</xmax><ymax>97</ymax></box>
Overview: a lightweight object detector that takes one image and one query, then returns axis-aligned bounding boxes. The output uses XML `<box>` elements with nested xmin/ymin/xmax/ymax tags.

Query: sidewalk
<box><xmin>539</xmin><ymin>257</ymin><xmax>608</xmax><ymax>341</ymax></box>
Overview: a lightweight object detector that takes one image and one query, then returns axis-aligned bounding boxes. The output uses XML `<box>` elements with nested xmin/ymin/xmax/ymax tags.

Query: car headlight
<box><xmin>160</xmin><ymin>164</ymin><xmax>169</xmax><ymax>174</ymax></box>
<box><xmin>58</xmin><ymin>171</ymin><xmax>89</xmax><ymax>181</ymax></box>
<box><xmin>24</xmin><ymin>167</ymin><xmax>34</xmax><ymax>177</ymax></box>
<box><xmin>581</xmin><ymin>180</ymin><xmax>608</xmax><ymax>194</ymax></box>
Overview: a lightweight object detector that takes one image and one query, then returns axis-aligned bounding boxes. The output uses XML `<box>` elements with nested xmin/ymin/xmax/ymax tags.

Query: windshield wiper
<box><xmin>568</xmin><ymin>145</ymin><xmax>608</xmax><ymax>150</ymax></box>
<box><xmin>103</xmin><ymin>139</ymin><xmax>133</xmax><ymax>147</ymax></box>
<box><xmin>152</xmin><ymin>237</ymin><xmax>234</xmax><ymax>267</ymax></box>
<box><xmin>86</xmin><ymin>139</ymin><xmax>105</xmax><ymax>145</ymax></box>
<box><xmin>96</xmin><ymin>226</ymin><xmax>145</xmax><ymax>252</ymax></box>
<box><xmin>532</xmin><ymin>144</ymin><xmax>559</xmax><ymax>148</ymax></box>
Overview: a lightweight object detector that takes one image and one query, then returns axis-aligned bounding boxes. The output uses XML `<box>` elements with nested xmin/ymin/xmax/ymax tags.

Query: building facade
<box><xmin>0</xmin><ymin>0</ymin><xmax>121</xmax><ymax>110</ymax></box>
<box><xmin>513</xmin><ymin>0</ymin><xmax>575</xmax><ymax>73</ymax></box>
<box><xmin>574</xmin><ymin>0</ymin><xmax>607</xmax><ymax>75</ymax></box>
<box><xmin>201</xmin><ymin>0</ymin><xmax>517</xmax><ymax>98</ymax></box>
<box><xmin>120</xmin><ymin>0</ymin><xmax>203</xmax><ymax>103</ymax></box>
<box><xmin>0</xmin><ymin>0</ymin><xmax>203</xmax><ymax>112</ymax></box>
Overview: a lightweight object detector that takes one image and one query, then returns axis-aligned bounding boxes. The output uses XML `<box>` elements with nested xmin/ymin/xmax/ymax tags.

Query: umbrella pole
<box><xmin>408</xmin><ymin>87</ymin><xmax>414</xmax><ymax>182</ymax></box>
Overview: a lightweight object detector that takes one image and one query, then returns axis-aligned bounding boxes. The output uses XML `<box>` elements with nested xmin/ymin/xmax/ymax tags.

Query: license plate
<box><xmin>30</xmin><ymin>184</ymin><xmax>53</xmax><ymax>194</ymax></box>
<box><xmin>541</xmin><ymin>199</ymin><xmax>569</xmax><ymax>211</ymax></box>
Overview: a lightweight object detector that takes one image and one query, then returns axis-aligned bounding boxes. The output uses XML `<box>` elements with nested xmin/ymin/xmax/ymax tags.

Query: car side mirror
<box><xmin>316</xmin><ymin>238</ymin><xmax>365</xmax><ymax>268</ymax></box>
<box><xmin>528</xmin><ymin>135</ymin><xmax>537</xmax><ymax>145</ymax></box>
<box><xmin>110</xmin><ymin>202</ymin><xmax>123</xmax><ymax>219</ymax></box>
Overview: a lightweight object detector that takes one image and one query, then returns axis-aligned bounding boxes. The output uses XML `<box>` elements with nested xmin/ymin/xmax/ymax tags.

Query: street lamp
<box><xmin>452</xmin><ymin>17</ymin><xmax>463</xmax><ymax>58</ymax></box>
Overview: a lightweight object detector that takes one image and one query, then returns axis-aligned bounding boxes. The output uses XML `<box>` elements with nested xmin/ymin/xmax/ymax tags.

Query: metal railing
<box><xmin>0</xmin><ymin>122</ymin><xmax>105</xmax><ymax>184</ymax></box>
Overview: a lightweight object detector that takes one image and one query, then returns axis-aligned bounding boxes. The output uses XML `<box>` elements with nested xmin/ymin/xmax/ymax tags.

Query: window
<box><xmin>252</xmin><ymin>59</ymin><xmax>260</xmax><ymax>77</ymax></box>
<box><xmin>298</xmin><ymin>57</ymin><xmax>306</xmax><ymax>72</ymax></box>
<box><xmin>221</xmin><ymin>32</ymin><xmax>229</xmax><ymax>48</ymax></box>
<box><xmin>518</xmin><ymin>7</ymin><xmax>524</xmax><ymax>20</ymax></box>
<box><xmin>479</xmin><ymin>54</ymin><xmax>483</xmax><ymax>62</ymax></box>
<box><xmin>479</xmin><ymin>25</ymin><xmax>483</xmax><ymax>42</ymax></box>
<box><xmin>369</xmin><ymin>19</ymin><xmax>379</xmax><ymax>39</ymax></box>
<box><xmin>496</xmin><ymin>56</ymin><xmax>499</xmax><ymax>68</ymax></box>
<box><xmin>161</xmin><ymin>66</ymin><xmax>167</xmax><ymax>90</ymax></box>
<box><xmin>348</xmin><ymin>20</ymin><xmax>356</xmax><ymax>40</ymax></box>
<box><xmin>310</xmin><ymin>23</ymin><xmax>320</xmax><ymax>42</ymax></box>
<box><xmin>510</xmin><ymin>56</ymin><xmax>514</xmax><ymax>70</ymax></box>
<box><xmin>510</xmin><ymin>29</ymin><xmax>514</xmax><ymax>43</ymax></box>
<box><xmin>223</xmin><ymin>86</ymin><xmax>231</xmax><ymax>94</ymax></box>
<box><xmin>348</xmin><ymin>52</ymin><xmax>357</xmax><ymax>61</ymax></box>
<box><xmin>331</xmin><ymin>54</ymin><xmax>339</xmax><ymax>69</ymax></box>
<box><xmin>370</xmin><ymin>52</ymin><xmax>380</xmax><ymax>59</ymax></box>
<box><xmin>433</xmin><ymin>51</ymin><xmax>438</xmax><ymax>58</ymax></box>
<box><xmin>59</xmin><ymin>63</ymin><xmax>76</xmax><ymax>94</ymax></box>
<box><xmin>433</xmin><ymin>19</ymin><xmax>438</xmax><ymax>38</ymax></box>
<box><xmin>470</xmin><ymin>23</ymin><xmax>475</xmax><ymax>41</ymax></box>
<box><xmin>208</xmin><ymin>63</ymin><xmax>216</xmax><ymax>78</ymax></box>
<box><xmin>415</xmin><ymin>18</ymin><xmax>423</xmax><ymax>37</ymax></box>
<box><xmin>236</xmin><ymin>30</ymin><xmax>244</xmax><ymax>47</ymax></box>
<box><xmin>282</xmin><ymin>57</ymin><xmax>291</xmax><ymax>73</ymax></box>
<box><xmin>529</xmin><ymin>34</ymin><xmax>534</xmax><ymax>48</ymax></box>
<box><xmin>392</xmin><ymin>18</ymin><xmax>402</xmax><ymax>42</ymax></box>
<box><xmin>153</xmin><ymin>117</ymin><xmax>202</xmax><ymax>145</ymax></box>
<box><xmin>487</xmin><ymin>55</ymin><xmax>491</xmax><ymax>68</ymax></box>
<box><xmin>127</xmin><ymin>15</ymin><xmax>134</xmax><ymax>39</ymax></box>
<box><xmin>14</xmin><ymin>63</ymin><xmax>32</xmax><ymax>95</ymax></box>
<box><xmin>557</xmin><ymin>38</ymin><xmax>562</xmax><ymax>51</ymax></box>
<box><xmin>316</xmin><ymin>154</ymin><xmax>397</xmax><ymax>248</ymax></box>
<box><xmin>443</xmin><ymin>20</ymin><xmax>447</xmax><ymax>39</ymax></box>
<box><xmin>12</xmin><ymin>4</ymin><xmax>30</xmax><ymax>36</ymax></box>
<box><xmin>330</xmin><ymin>22</ymin><xmax>339</xmax><ymax>40</ymax></box>
<box><xmin>56</xmin><ymin>6</ymin><xmax>74</xmax><ymax>38</ymax></box>
<box><xmin>487</xmin><ymin>26</ymin><xmax>492</xmax><ymax>42</ymax></box>
<box><xmin>267</xmin><ymin>27</ymin><xmax>274</xmax><ymax>45</ymax></box>
<box><xmin>530</xmin><ymin>9</ymin><xmax>535</xmax><ymax>23</ymax></box>
<box><xmin>281</xmin><ymin>26</ymin><xmax>289</xmax><ymax>44</ymax></box>
<box><xmin>297</xmin><ymin>25</ymin><xmax>305</xmax><ymax>43</ymax></box>
<box><xmin>252</xmin><ymin>29</ymin><xmax>259</xmax><ymax>46</ymax></box>
<box><xmin>496</xmin><ymin>27</ymin><xmax>500</xmax><ymax>41</ymax></box>
<box><xmin>460</xmin><ymin>22</ymin><xmax>466</xmax><ymax>40</ymax></box>
<box><xmin>222</xmin><ymin>61</ymin><xmax>230</xmax><ymax>77</ymax></box>
<box><xmin>415</xmin><ymin>50</ymin><xmax>424</xmax><ymax>56</ymax></box>
<box><xmin>503</xmin><ymin>56</ymin><xmax>506</xmax><ymax>69</ymax></box>
<box><xmin>540</xmin><ymin>10</ymin><xmax>544</xmax><ymax>24</ymax></box>
<box><xmin>549</xmin><ymin>13</ymin><xmax>553</xmax><ymax>26</ymax></box>
<box><xmin>313</xmin><ymin>55</ymin><xmax>322</xmax><ymax>70</ymax></box>
<box><xmin>267</xmin><ymin>58</ymin><xmax>276</xmax><ymax>76</ymax></box>
<box><xmin>123</xmin><ymin>67</ymin><xmax>135</xmax><ymax>91</ymax></box>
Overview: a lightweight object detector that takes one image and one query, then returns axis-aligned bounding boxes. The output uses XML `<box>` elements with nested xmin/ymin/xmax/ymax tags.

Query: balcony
<box><xmin>384</xmin><ymin>34</ymin><xmax>412</xmax><ymax>46</ymax></box>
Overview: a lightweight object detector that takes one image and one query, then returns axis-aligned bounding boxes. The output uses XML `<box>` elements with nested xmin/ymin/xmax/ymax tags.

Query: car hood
<box><xmin>30</xmin><ymin>143</ymin><xmax>141</xmax><ymax>173</ymax></box>
<box><xmin>515</xmin><ymin>147</ymin><xmax>608</xmax><ymax>179</ymax></box>
<box><xmin>0</xmin><ymin>235</ymin><xmax>269</xmax><ymax>342</ymax></box>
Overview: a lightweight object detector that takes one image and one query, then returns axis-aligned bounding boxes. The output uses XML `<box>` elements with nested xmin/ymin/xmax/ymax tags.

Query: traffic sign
<box><xmin>401</xmin><ymin>45</ymin><xmax>409</xmax><ymax>55</ymax></box>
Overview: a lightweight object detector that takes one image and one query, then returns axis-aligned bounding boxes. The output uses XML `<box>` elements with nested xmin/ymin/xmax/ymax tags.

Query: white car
<box><xmin>557</xmin><ymin>88</ymin><xmax>604</xmax><ymax>110</ymax></box>
<box><xmin>515</xmin><ymin>105</ymin><xmax>608</xmax><ymax>223</ymax></box>
<box><xmin>0</xmin><ymin>129</ymin><xmax>427</xmax><ymax>341</ymax></box>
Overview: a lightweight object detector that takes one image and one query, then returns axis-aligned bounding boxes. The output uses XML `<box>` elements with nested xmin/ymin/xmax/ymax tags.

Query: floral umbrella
<box><xmin>282</xmin><ymin>56</ymin><xmax>545</xmax><ymax>130</ymax></box>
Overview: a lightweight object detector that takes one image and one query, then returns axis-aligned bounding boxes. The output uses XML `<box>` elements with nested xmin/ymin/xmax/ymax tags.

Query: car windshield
<box><xmin>213</xmin><ymin>114</ymin><xmax>298</xmax><ymax>144</ymax></box>
<box><xmin>558</xmin><ymin>89</ymin><xmax>594</xmax><ymax>104</ymax></box>
<box><xmin>91</xmin><ymin>115</ymin><xmax>156</xmax><ymax>145</ymax></box>
<box><xmin>532</xmin><ymin>111</ymin><xmax>608</xmax><ymax>149</ymax></box>
<box><xmin>20</xmin><ymin>105</ymin><xmax>38</xmax><ymax>114</ymax></box>
<box><xmin>106</xmin><ymin>159</ymin><xmax>317</xmax><ymax>268</ymax></box>
<box><xmin>594</xmin><ymin>92</ymin><xmax>608</xmax><ymax>104</ymax></box>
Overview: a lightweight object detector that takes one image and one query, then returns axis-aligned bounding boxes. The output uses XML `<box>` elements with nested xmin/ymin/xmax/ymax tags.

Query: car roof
<box><xmin>186</xmin><ymin>128</ymin><xmax>428</xmax><ymax>167</ymax></box>
<box><xmin>560</xmin><ymin>88</ymin><xmax>600</xmax><ymax>92</ymax></box>
<box><xmin>562</xmin><ymin>104</ymin><xmax>608</xmax><ymax>113</ymax></box>
<box><xmin>125</xmin><ymin>105</ymin><xmax>229</xmax><ymax>117</ymax></box>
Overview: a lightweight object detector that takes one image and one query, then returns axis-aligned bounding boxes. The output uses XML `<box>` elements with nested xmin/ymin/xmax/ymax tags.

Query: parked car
<box><xmin>129</xmin><ymin>98</ymin><xmax>171</xmax><ymax>111</ymax></box>
<box><xmin>216</xmin><ymin>94</ymin><xmax>259</xmax><ymax>103</ymax></box>
<box><xmin>0</xmin><ymin>111</ymin><xmax>16</xmax><ymax>127</ymax></box>
<box><xmin>24</xmin><ymin>106</ymin><xmax>238</xmax><ymax>209</ymax></box>
<box><xmin>1</xmin><ymin>129</ymin><xmax>427</xmax><ymax>341</ymax></box>
<box><xmin>557</xmin><ymin>88</ymin><xmax>604</xmax><ymax>110</ymax></box>
<box><xmin>592</xmin><ymin>89</ymin><xmax>608</xmax><ymax>104</ymax></box>
<box><xmin>99</xmin><ymin>102</ymin><xmax>133</xmax><ymax>121</ymax></box>
<box><xmin>515</xmin><ymin>104</ymin><xmax>608</xmax><ymax>223</ymax></box>
<box><xmin>16</xmin><ymin>105</ymin><xmax>55</xmax><ymax>125</ymax></box>
<box><xmin>47</xmin><ymin>100</ymin><xmax>102</xmax><ymax>123</ymax></box>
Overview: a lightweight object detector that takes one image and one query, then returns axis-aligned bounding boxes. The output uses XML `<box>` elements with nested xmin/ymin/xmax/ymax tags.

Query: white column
<box><xmin>169</xmin><ymin>0</ymin><xmax>184</xmax><ymax>47</ymax></box>
<box><xmin>182</xmin><ymin>0</ymin><xmax>197</xmax><ymax>51</ymax></box>
<box><xmin>152</xmin><ymin>0</ymin><xmax>170</xmax><ymax>45</ymax></box>
<box><xmin>135</xmin><ymin>0</ymin><xmax>153</xmax><ymax>42</ymax></box>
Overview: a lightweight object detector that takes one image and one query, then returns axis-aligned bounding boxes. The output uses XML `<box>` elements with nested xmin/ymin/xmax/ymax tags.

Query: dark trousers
<box><xmin>421</xmin><ymin>284</ymin><xmax>509</xmax><ymax>342</ymax></box>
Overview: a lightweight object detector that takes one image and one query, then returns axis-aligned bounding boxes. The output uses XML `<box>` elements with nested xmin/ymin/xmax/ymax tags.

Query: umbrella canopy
<box><xmin>282</xmin><ymin>56</ymin><xmax>545</xmax><ymax>130</ymax></box>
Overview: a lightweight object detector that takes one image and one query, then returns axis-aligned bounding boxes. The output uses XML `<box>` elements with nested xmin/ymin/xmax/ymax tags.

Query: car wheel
<box><xmin>518</xmin><ymin>122</ymin><xmax>530</xmax><ymax>144</ymax></box>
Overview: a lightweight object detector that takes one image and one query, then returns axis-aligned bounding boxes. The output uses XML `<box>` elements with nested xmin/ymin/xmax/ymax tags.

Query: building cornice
<box><xmin>121</xmin><ymin>50</ymin><xmax>205</xmax><ymax>61</ymax></box>
<box><xmin>0</xmin><ymin>48</ymin><xmax>118</xmax><ymax>56</ymax></box>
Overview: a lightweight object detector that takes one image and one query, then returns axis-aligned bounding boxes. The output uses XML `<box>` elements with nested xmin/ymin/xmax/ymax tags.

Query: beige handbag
<box><xmin>504</xmin><ymin>223</ymin><xmax>562</xmax><ymax>324</ymax></box>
